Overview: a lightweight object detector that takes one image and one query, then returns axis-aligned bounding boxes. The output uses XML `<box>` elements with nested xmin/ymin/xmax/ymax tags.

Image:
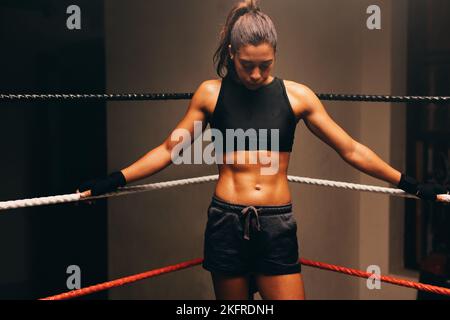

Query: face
<box><xmin>229</xmin><ymin>42</ymin><xmax>275</xmax><ymax>90</ymax></box>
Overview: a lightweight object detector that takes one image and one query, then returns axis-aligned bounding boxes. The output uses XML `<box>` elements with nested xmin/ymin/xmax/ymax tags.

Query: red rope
<box><xmin>40</xmin><ymin>257</ymin><xmax>450</xmax><ymax>300</ymax></box>
<box><xmin>300</xmin><ymin>258</ymin><xmax>450</xmax><ymax>296</ymax></box>
<box><xmin>40</xmin><ymin>258</ymin><xmax>203</xmax><ymax>300</ymax></box>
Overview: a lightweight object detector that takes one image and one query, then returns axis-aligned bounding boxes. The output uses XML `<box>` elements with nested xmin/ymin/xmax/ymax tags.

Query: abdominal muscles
<box><xmin>214</xmin><ymin>151</ymin><xmax>292</xmax><ymax>206</ymax></box>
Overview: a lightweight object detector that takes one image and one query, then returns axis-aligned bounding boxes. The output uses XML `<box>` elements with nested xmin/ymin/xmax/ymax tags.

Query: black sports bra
<box><xmin>209</xmin><ymin>75</ymin><xmax>298</xmax><ymax>152</ymax></box>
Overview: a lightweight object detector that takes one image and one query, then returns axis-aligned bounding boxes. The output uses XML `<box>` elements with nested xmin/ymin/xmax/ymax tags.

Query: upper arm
<box><xmin>162</xmin><ymin>80</ymin><xmax>219</xmax><ymax>151</ymax></box>
<box><xmin>291</xmin><ymin>83</ymin><xmax>356</xmax><ymax>157</ymax></box>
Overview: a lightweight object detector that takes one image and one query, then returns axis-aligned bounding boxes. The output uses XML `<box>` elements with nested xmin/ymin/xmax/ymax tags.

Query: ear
<box><xmin>228</xmin><ymin>45</ymin><xmax>234</xmax><ymax>60</ymax></box>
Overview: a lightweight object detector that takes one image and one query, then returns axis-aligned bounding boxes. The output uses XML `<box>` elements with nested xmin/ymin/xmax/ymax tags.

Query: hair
<box><xmin>213</xmin><ymin>0</ymin><xmax>278</xmax><ymax>78</ymax></box>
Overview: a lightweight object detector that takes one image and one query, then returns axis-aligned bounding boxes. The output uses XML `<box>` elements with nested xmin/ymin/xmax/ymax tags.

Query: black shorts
<box><xmin>202</xmin><ymin>195</ymin><xmax>301</xmax><ymax>277</ymax></box>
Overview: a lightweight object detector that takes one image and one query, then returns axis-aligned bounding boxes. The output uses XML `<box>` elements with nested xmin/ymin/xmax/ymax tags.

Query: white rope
<box><xmin>88</xmin><ymin>174</ymin><xmax>220</xmax><ymax>200</ymax></box>
<box><xmin>0</xmin><ymin>194</ymin><xmax>81</xmax><ymax>211</ymax></box>
<box><xmin>0</xmin><ymin>174</ymin><xmax>449</xmax><ymax>211</ymax></box>
<box><xmin>287</xmin><ymin>176</ymin><xmax>417</xmax><ymax>198</ymax></box>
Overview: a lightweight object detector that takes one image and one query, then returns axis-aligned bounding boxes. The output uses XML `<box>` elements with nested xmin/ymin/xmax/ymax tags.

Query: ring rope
<box><xmin>41</xmin><ymin>258</ymin><xmax>203</xmax><ymax>300</ymax></box>
<box><xmin>1</xmin><ymin>175</ymin><xmax>449</xmax><ymax>211</ymax></box>
<box><xmin>300</xmin><ymin>258</ymin><xmax>450</xmax><ymax>296</ymax></box>
<box><xmin>40</xmin><ymin>257</ymin><xmax>450</xmax><ymax>300</ymax></box>
<box><xmin>1</xmin><ymin>92</ymin><xmax>450</xmax><ymax>103</ymax></box>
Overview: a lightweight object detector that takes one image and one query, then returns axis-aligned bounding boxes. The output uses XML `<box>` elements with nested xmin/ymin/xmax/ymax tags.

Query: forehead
<box><xmin>236</xmin><ymin>43</ymin><xmax>275</xmax><ymax>61</ymax></box>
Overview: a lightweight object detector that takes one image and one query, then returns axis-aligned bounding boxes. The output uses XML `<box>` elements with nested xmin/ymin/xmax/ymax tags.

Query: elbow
<box><xmin>340</xmin><ymin>140</ymin><xmax>358</xmax><ymax>164</ymax></box>
<box><xmin>162</xmin><ymin>133</ymin><xmax>180</xmax><ymax>156</ymax></box>
<box><xmin>161</xmin><ymin>141</ymin><xmax>175</xmax><ymax>163</ymax></box>
<box><xmin>162</xmin><ymin>139</ymin><xmax>173</xmax><ymax>155</ymax></box>
<box><xmin>162</xmin><ymin>137</ymin><xmax>187</xmax><ymax>165</ymax></box>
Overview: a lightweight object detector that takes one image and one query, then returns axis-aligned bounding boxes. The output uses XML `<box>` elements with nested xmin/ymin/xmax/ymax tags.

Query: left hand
<box><xmin>398</xmin><ymin>173</ymin><xmax>449</xmax><ymax>202</ymax></box>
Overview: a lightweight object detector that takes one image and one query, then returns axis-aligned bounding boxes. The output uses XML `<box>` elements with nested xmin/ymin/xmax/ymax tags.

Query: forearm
<box><xmin>120</xmin><ymin>144</ymin><xmax>173</xmax><ymax>184</ymax></box>
<box><xmin>342</xmin><ymin>142</ymin><xmax>401</xmax><ymax>186</ymax></box>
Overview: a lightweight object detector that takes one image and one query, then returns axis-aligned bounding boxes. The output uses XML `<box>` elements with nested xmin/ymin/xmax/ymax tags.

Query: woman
<box><xmin>78</xmin><ymin>0</ymin><xmax>448</xmax><ymax>300</ymax></box>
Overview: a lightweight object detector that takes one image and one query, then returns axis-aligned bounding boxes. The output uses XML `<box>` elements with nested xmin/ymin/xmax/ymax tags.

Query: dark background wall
<box><xmin>0</xmin><ymin>0</ymin><xmax>107</xmax><ymax>299</ymax></box>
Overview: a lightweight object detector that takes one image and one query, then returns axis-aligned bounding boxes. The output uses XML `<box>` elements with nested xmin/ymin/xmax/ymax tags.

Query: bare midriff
<box><xmin>213</xmin><ymin>151</ymin><xmax>292</xmax><ymax>206</ymax></box>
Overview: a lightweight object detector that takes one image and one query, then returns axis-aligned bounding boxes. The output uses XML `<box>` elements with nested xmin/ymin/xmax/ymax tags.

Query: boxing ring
<box><xmin>1</xmin><ymin>92</ymin><xmax>449</xmax><ymax>300</ymax></box>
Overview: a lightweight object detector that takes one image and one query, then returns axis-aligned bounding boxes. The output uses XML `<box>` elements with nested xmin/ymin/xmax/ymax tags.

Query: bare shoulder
<box><xmin>194</xmin><ymin>79</ymin><xmax>222</xmax><ymax>114</ymax></box>
<box><xmin>283</xmin><ymin>80</ymin><xmax>318</xmax><ymax>119</ymax></box>
<box><xmin>200</xmin><ymin>79</ymin><xmax>222</xmax><ymax>92</ymax></box>
<box><xmin>196</xmin><ymin>79</ymin><xmax>221</xmax><ymax>96</ymax></box>
<box><xmin>283</xmin><ymin>80</ymin><xmax>316</xmax><ymax>98</ymax></box>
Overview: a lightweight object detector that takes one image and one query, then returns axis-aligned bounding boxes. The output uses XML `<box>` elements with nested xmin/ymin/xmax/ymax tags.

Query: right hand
<box><xmin>76</xmin><ymin>188</ymin><xmax>92</xmax><ymax>199</ymax></box>
<box><xmin>76</xmin><ymin>171</ymin><xmax>127</xmax><ymax>200</ymax></box>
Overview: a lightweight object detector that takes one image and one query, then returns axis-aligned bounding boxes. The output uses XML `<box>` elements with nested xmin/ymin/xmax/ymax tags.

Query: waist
<box><xmin>214</xmin><ymin>173</ymin><xmax>291</xmax><ymax>205</ymax></box>
<box><xmin>211</xmin><ymin>194</ymin><xmax>292</xmax><ymax>215</ymax></box>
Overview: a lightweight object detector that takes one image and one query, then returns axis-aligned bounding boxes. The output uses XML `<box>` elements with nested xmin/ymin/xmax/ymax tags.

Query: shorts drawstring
<box><xmin>241</xmin><ymin>206</ymin><xmax>261</xmax><ymax>240</ymax></box>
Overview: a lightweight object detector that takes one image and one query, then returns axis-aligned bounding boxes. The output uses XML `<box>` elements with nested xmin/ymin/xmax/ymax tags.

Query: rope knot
<box><xmin>241</xmin><ymin>206</ymin><xmax>262</xmax><ymax>240</ymax></box>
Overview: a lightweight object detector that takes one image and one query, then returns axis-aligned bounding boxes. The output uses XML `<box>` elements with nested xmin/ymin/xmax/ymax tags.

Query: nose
<box><xmin>249</xmin><ymin>68</ymin><xmax>261</xmax><ymax>82</ymax></box>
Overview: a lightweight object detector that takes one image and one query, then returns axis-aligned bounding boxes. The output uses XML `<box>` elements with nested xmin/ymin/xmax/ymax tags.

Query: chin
<box><xmin>246</xmin><ymin>82</ymin><xmax>263</xmax><ymax>89</ymax></box>
<box><xmin>245</xmin><ymin>84</ymin><xmax>259</xmax><ymax>90</ymax></box>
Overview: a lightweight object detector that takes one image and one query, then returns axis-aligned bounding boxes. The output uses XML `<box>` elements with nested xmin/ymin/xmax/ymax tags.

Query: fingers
<box><xmin>76</xmin><ymin>189</ymin><xmax>92</xmax><ymax>198</ymax></box>
<box><xmin>436</xmin><ymin>193</ymin><xmax>450</xmax><ymax>204</ymax></box>
<box><xmin>81</xmin><ymin>190</ymin><xmax>92</xmax><ymax>198</ymax></box>
<box><xmin>75</xmin><ymin>189</ymin><xmax>94</xmax><ymax>205</ymax></box>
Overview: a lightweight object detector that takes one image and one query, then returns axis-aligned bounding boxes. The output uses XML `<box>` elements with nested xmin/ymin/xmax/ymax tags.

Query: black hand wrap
<box><xmin>78</xmin><ymin>171</ymin><xmax>127</xmax><ymax>196</ymax></box>
<box><xmin>397</xmin><ymin>173</ymin><xmax>447</xmax><ymax>201</ymax></box>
